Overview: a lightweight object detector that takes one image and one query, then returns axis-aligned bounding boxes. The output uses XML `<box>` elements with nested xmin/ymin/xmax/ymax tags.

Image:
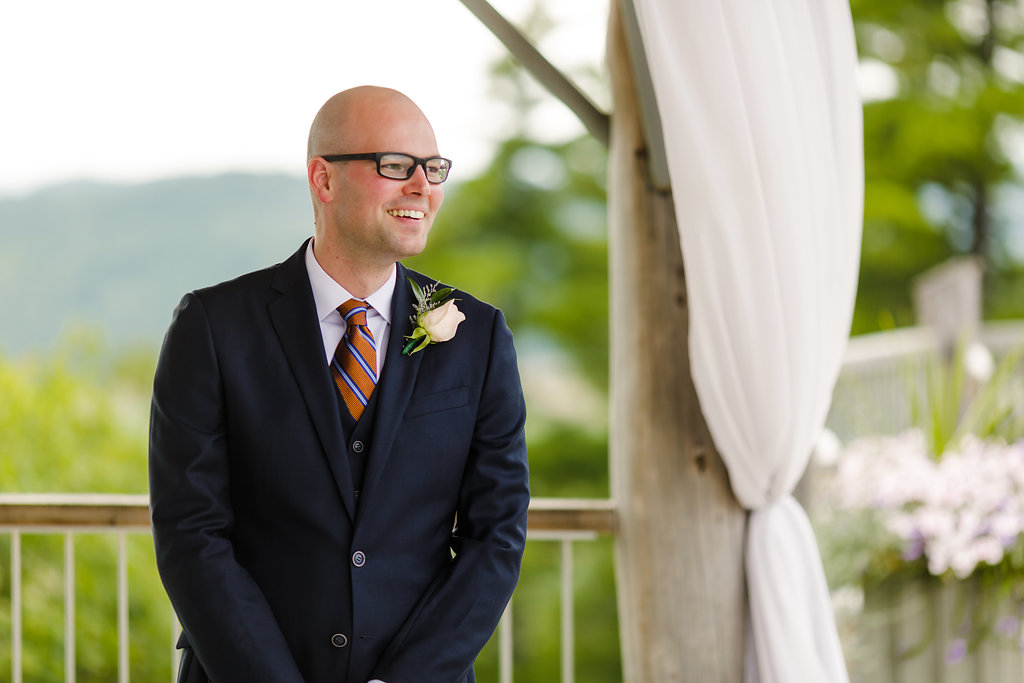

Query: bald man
<box><xmin>149</xmin><ymin>86</ymin><xmax>529</xmax><ymax>683</ymax></box>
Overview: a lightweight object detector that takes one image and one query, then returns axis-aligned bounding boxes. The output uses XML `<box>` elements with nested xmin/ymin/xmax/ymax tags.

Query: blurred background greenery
<box><xmin>853</xmin><ymin>0</ymin><xmax>1024</xmax><ymax>331</ymax></box>
<box><xmin>2</xmin><ymin>0</ymin><xmax>1024</xmax><ymax>680</ymax></box>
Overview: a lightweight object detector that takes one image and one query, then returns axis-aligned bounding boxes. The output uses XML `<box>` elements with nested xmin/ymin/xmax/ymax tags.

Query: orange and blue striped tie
<box><xmin>331</xmin><ymin>299</ymin><xmax>377</xmax><ymax>420</ymax></box>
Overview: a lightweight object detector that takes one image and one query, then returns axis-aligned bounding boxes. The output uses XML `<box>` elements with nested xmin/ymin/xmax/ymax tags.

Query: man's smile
<box><xmin>387</xmin><ymin>209</ymin><xmax>426</xmax><ymax>219</ymax></box>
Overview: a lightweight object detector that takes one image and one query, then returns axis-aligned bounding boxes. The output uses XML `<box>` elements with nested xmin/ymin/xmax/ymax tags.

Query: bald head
<box><xmin>307</xmin><ymin>86</ymin><xmax>437</xmax><ymax>163</ymax></box>
<box><xmin>304</xmin><ymin>86</ymin><xmax>445</xmax><ymax>294</ymax></box>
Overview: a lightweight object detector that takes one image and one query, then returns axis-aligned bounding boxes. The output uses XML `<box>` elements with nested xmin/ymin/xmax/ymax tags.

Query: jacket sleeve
<box><xmin>371</xmin><ymin>308</ymin><xmax>530</xmax><ymax>682</ymax></box>
<box><xmin>148</xmin><ymin>293</ymin><xmax>306</xmax><ymax>683</ymax></box>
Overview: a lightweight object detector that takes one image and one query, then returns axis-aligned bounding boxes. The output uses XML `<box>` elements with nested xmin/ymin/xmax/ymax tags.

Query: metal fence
<box><xmin>0</xmin><ymin>495</ymin><xmax>615</xmax><ymax>683</ymax></box>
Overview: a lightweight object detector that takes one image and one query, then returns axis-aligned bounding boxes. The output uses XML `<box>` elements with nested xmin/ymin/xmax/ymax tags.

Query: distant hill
<box><xmin>0</xmin><ymin>173</ymin><xmax>311</xmax><ymax>354</ymax></box>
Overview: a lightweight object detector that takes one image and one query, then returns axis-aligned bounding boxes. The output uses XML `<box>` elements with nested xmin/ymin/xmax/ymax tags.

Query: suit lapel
<box><xmin>360</xmin><ymin>263</ymin><xmax>424</xmax><ymax>503</ymax></box>
<box><xmin>268</xmin><ymin>240</ymin><xmax>357</xmax><ymax>521</ymax></box>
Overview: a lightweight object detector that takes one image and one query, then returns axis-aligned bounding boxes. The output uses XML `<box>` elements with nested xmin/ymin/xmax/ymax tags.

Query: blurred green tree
<box><xmin>404</xmin><ymin>7</ymin><xmax>620</xmax><ymax>678</ymax></box>
<box><xmin>851</xmin><ymin>0</ymin><xmax>1024</xmax><ymax>332</ymax></box>
<box><xmin>406</xmin><ymin>6</ymin><xmax>611</xmax><ymax>498</ymax></box>
<box><xmin>0</xmin><ymin>333</ymin><xmax>170</xmax><ymax>681</ymax></box>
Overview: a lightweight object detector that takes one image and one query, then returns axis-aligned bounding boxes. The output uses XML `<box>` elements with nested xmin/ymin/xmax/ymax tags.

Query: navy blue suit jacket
<box><xmin>149</xmin><ymin>240</ymin><xmax>529</xmax><ymax>682</ymax></box>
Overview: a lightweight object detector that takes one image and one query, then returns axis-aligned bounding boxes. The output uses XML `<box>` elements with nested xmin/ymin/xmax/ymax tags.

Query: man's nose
<box><xmin>404</xmin><ymin>164</ymin><xmax>431</xmax><ymax>194</ymax></box>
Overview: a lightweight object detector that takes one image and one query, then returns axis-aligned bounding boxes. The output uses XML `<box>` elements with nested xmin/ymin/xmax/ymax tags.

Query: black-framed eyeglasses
<box><xmin>319</xmin><ymin>152</ymin><xmax>452</xmax><ymax>184</ymax></box>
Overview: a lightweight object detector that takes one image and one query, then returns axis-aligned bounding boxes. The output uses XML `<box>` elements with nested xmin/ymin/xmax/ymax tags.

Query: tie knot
<box><xmin>339</xmin><ymin>299</ymin><xmax>370</xmax><ymax>327</ymax></box>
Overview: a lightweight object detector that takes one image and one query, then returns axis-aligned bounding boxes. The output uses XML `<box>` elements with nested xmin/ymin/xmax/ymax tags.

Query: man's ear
<box><xmin>308</xmin><ymin>157</ymin><xmax>334</xmax><ymax>203</ymax></box>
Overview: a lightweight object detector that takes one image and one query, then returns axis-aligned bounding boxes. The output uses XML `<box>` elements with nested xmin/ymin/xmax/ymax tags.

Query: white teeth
<box><xmin>388</xmin><ymin>209</ymin><xmax>425</xmax><ymax>219</ymax></box>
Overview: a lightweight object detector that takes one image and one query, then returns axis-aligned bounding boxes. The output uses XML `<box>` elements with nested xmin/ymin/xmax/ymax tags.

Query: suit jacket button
<box><xmin>352</xmin><ymin>550</ymin><xmax>366</xmax><ymax>567</ymax></box>
<box><xmin>331</xmin><ymin>633</ymin><xmax>348</xmax><ymax>648</ymax></box>
<box><xmin>352</xmin><ymin>440</ymin><xmax>365</xmax><ymax>453</ymax></box>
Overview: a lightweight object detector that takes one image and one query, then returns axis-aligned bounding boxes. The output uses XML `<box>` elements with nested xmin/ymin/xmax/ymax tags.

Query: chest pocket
<box><xmin>404</xmin><ymin>386</ymin><xmax>470</xmax><ymax>418</ymax></box>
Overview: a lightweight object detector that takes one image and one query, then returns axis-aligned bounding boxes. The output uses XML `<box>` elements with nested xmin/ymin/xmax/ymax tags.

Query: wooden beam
<box><xmin>615</xmin><ymin>0</ymin><xmax>670</xmax><ymax>190</ymax></box>
<box><xmin>0</xmin><ymin>493</ymin><xmax>615</xmax><ymax>534</ymax></box>
<box><xmin>607</xmin><ymin>2</ymin><xmax>747</xmax><ymax>680</ymax></box>
<box><xmin>528</xmin><ymin>497</ymin><xmax>617</xmax><ymax>534</ymax></box>
<box><xmin>457</xmin><ymin>0</ymin><xmax>610</xmax><ymax>145</ymax></box>
<box><xmin>0</xmin><ymin>493</ymin><xmax>151</xmax><ymax>528</ymax></box>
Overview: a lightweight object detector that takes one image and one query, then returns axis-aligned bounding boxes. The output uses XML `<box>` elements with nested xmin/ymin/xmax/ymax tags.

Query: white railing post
<box><xmin>561</xmin><ymin>539</ymin><xmax>574</xmax><ymax>683</ymax></box>
<box><xmin>12</xmin><ymin>530</ymin><xmax>22</xmax><ymax>683</ymax></box>
<box><xmin>171</xmin><ymin>608</ymin><xmax>180</xmax><ymax>683</ymax></box>
<box><xmin>65</xmin><ymin>531</ymin><xmax>76</xmax><ymax>683</ymax></box>
<box><xmin>499</xmin><ymin>599</ymin><xmax>514</xmax><ymax>683</ymax></box>
<box><xmin>527</xmin><ymin>529</ymin><xmax>597</xmax><ymax>683</ymax></box>
<box><xmin>117</xmin><ymin>531</ymin><xmax>129</xmax><ymax>683</ymax></box>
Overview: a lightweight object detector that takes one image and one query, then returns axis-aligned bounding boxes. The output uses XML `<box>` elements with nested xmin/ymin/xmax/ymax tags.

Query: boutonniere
<box><xmin>402</xmin><ymin>277</ymin><xmax>466</xmax><ymax>356</ymax></box>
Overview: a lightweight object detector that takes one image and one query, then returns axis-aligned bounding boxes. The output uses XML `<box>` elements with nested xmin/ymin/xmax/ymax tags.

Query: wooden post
<box><xmin>607</xmin><ymin>3</ymin><xmax>748</xmax><ymax>681</ymax></box>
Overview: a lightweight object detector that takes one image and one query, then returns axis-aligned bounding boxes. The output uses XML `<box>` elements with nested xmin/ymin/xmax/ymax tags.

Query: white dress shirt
<box><xmin>304</xmin><ymin>239</ymin><xmax>395</xmax><ymax>374</ymax></box>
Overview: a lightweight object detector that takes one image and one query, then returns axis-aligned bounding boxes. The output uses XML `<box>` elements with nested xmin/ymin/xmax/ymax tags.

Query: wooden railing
<box><xmin>0</xmin><ymin>494</ymin><xmax>616</xmax><ymax>683</ymax></box>
<box><xmin>0</xmin><ymin>494</ymin><xmax>617</xmax><ymax>532</ymax></box>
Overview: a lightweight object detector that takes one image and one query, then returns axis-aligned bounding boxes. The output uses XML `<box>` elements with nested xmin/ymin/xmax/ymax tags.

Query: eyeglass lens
<box><xmin>379</xmin><ymin>153</ymin><xmax>450</xmax><ymax>183</ymax></box>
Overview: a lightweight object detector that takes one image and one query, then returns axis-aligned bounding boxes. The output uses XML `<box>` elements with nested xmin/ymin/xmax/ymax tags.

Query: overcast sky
<box><xmin>1</xmin><ymin>0</ymin><xmax>609</xmax><ymax>195</ymax></box>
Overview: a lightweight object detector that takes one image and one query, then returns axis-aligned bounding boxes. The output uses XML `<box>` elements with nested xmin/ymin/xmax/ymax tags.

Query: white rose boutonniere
<box><xmin>402</xmin><ymin>278</ymin><xmax>466</xmax><ymax>356</ymax></box>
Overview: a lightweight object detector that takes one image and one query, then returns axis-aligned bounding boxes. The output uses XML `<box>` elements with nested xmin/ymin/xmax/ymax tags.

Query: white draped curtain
<box><xmin>631</xmin><ymin>2</ymin><xmax>864</xmax><ymax>682</ymax></box>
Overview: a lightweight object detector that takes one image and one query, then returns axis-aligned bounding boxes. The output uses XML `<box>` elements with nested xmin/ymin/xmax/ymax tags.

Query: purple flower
<box><xmin>996</xmin><ymin>616</ymin><xmax>1020</xmax><ymax>636</ymax></box>
<box><xmin>945</xmin><ymin>638</ymin><xmax>967</xmax><ymax>665</ymax></box>
<box><xmin>902</xmin><ymin>538</ymin><xmax>924</xmax><ymax>561</ymax></box>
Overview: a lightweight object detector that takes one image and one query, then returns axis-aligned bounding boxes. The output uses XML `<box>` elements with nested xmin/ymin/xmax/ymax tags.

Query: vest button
<box><xmin>352</xmin><ymin>550</ymin><xmax>367</xmax><ymax>567</ymax></box>
<box><xmin>352</xmin><ymin>440</ymin><xmax>365</xmax><ymax>453</ymax></box>
<box><xmin>331</xmin><ymin>633</ymin><xmax>348</xmax><ymax>648</ymax></box>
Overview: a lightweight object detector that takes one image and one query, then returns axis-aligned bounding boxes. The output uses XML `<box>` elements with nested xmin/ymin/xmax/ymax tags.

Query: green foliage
<box><xmin>915</xmin><ymin>343</ymin><xmax>970</xmax><ymax>455</ymax></box>
<box><xmin>907</xmin><ymin>339</ymin><xmax>1024</xmax><ymax>455</ymax></box>
<box><xmin>0</xmin><ymin>336</ymin><xmax>172</xmax><ymax>681</ymax></box>
<box><xmin>406</xmin><ymin>127</ymin><xmax>616</xmax><ymax>676</ymax></box>
<box><xmin>1</xmin><ymin>330</ymin><xmax>153</xmax><ymax>492</ymax></box>
<box><xmin>406</xmin><ymin>134</ymin><xmax>610</xmax><ymax>392</ymax></box>
<box><xmin>411</xmin><ymin>151</ymin><xmax>612</xmax><ymax>477</ymax></box>
<box><xmin>814</xmin><ymin>503</ymin><xmax>911</xmax><ymax>590</ymax></box>
<box><xmin>986</xmin><ymin>265</ymin><xmax>1024</xmax><ymax>318</ymax></box>
<box><xmin>949</xmin><ymin>344</ymin><xmax>1024</xmax><ymax>444</ymax></box>
<box><xmin>850</xmin><ymin>0</ymin><xmax>1024</xmax><ymax>333</ymax></box>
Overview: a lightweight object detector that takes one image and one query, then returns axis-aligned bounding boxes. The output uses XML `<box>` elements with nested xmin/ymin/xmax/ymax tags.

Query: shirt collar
<box><xmin>304</xmin><ymin>239</ymin><xmax>395</xmax><ymax>324</ymax></box>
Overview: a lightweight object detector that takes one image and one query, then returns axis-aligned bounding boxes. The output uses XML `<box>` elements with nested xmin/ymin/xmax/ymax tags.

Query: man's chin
<box><xmin>394</xmin><ymin>230</ymin><xmax>430</xmax><ymax>259</ymax></box>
